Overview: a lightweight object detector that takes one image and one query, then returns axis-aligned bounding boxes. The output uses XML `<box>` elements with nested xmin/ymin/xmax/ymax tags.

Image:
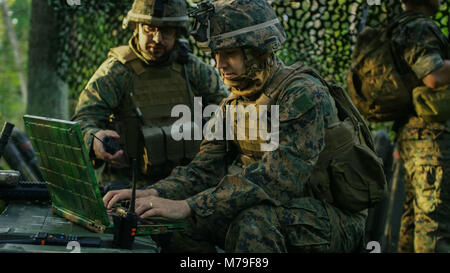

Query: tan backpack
<box><xmin>347</xmin><ymin>13</ymin><xmax>425</xmax><ymax>122</ymax></box>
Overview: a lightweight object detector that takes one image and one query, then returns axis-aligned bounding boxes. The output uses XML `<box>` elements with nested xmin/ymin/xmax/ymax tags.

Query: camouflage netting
<box><xmin>47</xmin><ymin>0</ymin><xmax>450</xmax><ymax>116</ymax></box>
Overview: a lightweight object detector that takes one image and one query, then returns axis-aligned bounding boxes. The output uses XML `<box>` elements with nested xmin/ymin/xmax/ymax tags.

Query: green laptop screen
<box><xmin>23</xmin><ymin>115</ymin><xmax>110</xmax><ymax>231</ymax></box>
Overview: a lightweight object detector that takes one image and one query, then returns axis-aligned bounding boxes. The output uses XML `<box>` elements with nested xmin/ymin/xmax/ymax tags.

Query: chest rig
<box><xmin>108</xmin><ymin>46</ymin><xmax>200</xmax><ymax>174</ymax></box>
<box><xmin>224</xmin><ymin>94</ymin><xmax>276</xmax><ymax>167</ymax></box>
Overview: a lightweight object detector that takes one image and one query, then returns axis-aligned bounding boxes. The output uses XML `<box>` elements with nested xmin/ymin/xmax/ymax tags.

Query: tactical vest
<box><xmin>225</xmin><ymin>62</ymin><xmax>387</xmax><ymax>213</ymax></box>
<box><xmin>226</xmin><ymin>98</ymin><xmax>270</xmax><ymax>167</ymax></box>
<box><xmin>108</xmin><ymin>46</ymin><xmax>201</xmax><ymax>175</ymax></box>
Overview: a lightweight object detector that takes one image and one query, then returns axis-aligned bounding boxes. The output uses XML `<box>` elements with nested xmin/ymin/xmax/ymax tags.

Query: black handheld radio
<box><xmin>91</xmin><ymin>134</ymin><xmax>120</xmax><ymax>155</ymax></box>
<box><xmin>112</xmin><ymin>158</ymin><xmax>138</xmax><ymax>249</ymax></box>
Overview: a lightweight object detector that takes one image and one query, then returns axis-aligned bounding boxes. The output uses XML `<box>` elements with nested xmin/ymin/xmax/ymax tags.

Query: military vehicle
<box><xmin>0</xmin><ymin>118</ymin><xmax>189</xmax><ymax>253</ymax></box>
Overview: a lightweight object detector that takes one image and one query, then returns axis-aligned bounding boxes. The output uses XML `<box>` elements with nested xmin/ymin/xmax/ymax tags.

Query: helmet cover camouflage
<box><xmin>123</xmin><ymin>0</ymin><xmax>190</xmax><ymax>36</ymax></box>
<box><xmin>190</xmin><ymin>0</ymin><xmax>286</xmax><ymax>52</ymax></box>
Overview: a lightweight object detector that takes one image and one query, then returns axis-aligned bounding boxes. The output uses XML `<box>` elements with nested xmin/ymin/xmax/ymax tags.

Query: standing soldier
<box><xmin>72</xmin><ymin>0</ymin><xmax>228</xmax><ymax>190</ymax></box>
<box><xmin>392</xmin><ymin>0</ymin><xmax>450</xmax><ymax>253</ymax></box>
<box><xmin>103</xmin><ymin>0</ymin><xmax>386</xmax><ymax>253</ymax></box>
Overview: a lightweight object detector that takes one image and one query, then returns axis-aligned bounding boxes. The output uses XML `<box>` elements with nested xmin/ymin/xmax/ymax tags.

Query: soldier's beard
<box><xmin>142</xmin><ymin>43</ymin><xmax>171</xmax><ymax>61</ymax></box>
<box><xmin>139</xmin><ymin>43</ymin><xmax>170</xmax><ymax>63</ymax></box>
<box><xmin>131</xmin><ymin>33</ymin><xmax>172</xmax><ymax>64</ymax></box>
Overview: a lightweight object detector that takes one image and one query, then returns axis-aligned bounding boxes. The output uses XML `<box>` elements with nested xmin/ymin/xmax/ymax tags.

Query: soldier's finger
<box><xmin>106</xmin><ymin>190</ymin><xmax>130</xmax><ymax>209</ymax></box>
<box><xmin>102</xmin><ymin>148</ymin><xmax>120</xmax><ymax>161</ymax></box>
<box><xmin>135</xmin><ymin>197</ymin><xmax>152</xmax><ymax>214</ymax></box>
<box><xmin>135</xmin><ymin>203</ymin><xmax>149</xmax><ymax>215</ymax></box>
<box><xmin>106</xmin><ymin>196</ymin><xmax>119</xmax><ymax>209</ymax></box>
<box><xmin>140</xmin><ymin>208</ymin><xmax>161</xmax><ymax>219</ymax></box>
<box><xmin>93</xmin><ymin>139</ymin><xmax>108</xmax><ymax>160</ymax></box>
<box><xmin>103</xmin><ymin>152</ymin><xmax>114</xmax><ymax>161</ymax></box>
<box><xmin>109</xmin><ymin>149</ymin><xmax>124</xmax><ymax>160</ymax></box>
<box><xmin>102</xmin><ymin>191</ymin><xmax>116</xmax><ymax>207</ymax></box>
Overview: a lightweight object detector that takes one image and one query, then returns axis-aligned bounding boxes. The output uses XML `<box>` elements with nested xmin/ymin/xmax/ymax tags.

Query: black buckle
<box><xmin>188</xmin><ymin>1</ymin><xmax>215</xmax><ymax>43</ymax></box>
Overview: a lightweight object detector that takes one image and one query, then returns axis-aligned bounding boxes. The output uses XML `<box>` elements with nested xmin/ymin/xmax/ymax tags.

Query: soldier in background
<box><xmin>365</xmin><ymin>130</ymin><xmax>393</xmax><ymax>244</ymax></box>
<box><xmin>102</xmin><ymin>0</ymin><xmax>386</xmax><ymax>253</ymax></box>
<box><xmin>72</xmin><ymin>0</ymin><xmax>228</xmax><ymax>190</ymax></box>
<box><xmin>392</xmin><ymin>0</ymin><xmax>450</xmax><ymax>252</ymax></box>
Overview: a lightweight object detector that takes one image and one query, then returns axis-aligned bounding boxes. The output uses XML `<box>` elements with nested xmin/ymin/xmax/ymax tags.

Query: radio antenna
<box><xmin>130</xmin><ymin>158</ymin><xmax>137</xmax><ymax>212</ymax></box>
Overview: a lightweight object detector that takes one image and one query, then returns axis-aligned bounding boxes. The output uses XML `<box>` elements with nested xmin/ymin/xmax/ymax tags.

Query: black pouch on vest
<box><xmin>141</xmin><ymin>126</ymin><xmax>166</xmax><ymax>166</ymax></box>
<box><xmin>329</xmin><ymin>141</ymin><xmax>388</xmax><ymax>213</ymax></box>
<box><xmin>161</xmin><ymin>125</ymin><xmax>184</xmax><ymax>164</ymax></box>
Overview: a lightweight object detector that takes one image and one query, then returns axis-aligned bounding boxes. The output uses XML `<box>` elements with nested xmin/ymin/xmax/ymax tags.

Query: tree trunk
<box><xmin>27</xmin><ymin>0</ymin><xmax>68</xmax><ymax>119</ymax></box>
<box><xmin>1</xmin><ymin>0</ymin><xmax>27</xmax><ymax>104</ymax></box>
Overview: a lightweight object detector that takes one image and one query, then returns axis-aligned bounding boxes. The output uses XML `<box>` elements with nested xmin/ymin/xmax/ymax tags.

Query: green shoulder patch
<box><xmin>292</xmin><ymin>93</ymin><xmax>315</xmax><ymax>115</ymax></box>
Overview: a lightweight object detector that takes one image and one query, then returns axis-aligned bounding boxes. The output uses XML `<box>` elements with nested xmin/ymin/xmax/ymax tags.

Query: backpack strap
<box><xmin>354</xmin><ymin>12</ymin><xmax>426</xmax><ymax>71</ymax></box>
<box><xmin>262</xmin><ymin>62</ymin><xmax>307</xmax><ymax>103</ymax></box>
<box><xmin>327</xmin><ymin>80</ymin><xmax>375</xmax><ymax>150</ymax></box>
<box><xmin>296</xmin><ymin>67</ymin><xmax>375</xmax><ymax>150</ymax></box>
<box><xmin>263</xmin><ymin>62</ymin><xmax>375</xmax><ymax>150</ymax></box>
<box><xmin>386</xmin><ymin>11</ymin><xmax>426</xmax><ymax>35</ymax></box>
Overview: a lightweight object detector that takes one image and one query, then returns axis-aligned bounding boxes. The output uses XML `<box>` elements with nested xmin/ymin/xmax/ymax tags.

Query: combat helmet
<box><xmin>189</xmin><ymin>0</ymin><xmax>286</xmax><ymax>52</ymax></box>
<box><xmin>123</xmin><ymin>0</ymin><xmax>190</xmax><ymax>36</ymax></box>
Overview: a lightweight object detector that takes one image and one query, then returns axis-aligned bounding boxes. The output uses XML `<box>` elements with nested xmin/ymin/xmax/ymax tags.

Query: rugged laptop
<box><xmin>23</xmin><ymin>115</ymin><xmax>188</xmax><ymax>235</ymax></box>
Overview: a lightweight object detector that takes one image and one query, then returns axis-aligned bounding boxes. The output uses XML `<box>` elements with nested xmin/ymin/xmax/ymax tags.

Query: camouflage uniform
<box><xmin>72</xmin><ymin>0</ymin><xmax>228</xmax><ymax>189</ymax></box>
<box><xmin>391</xmin><ymin>11</ymin><xmax>450</xmax><ymax>253</ymax></box>
<box><xmin>146</xmin><ymin>0</ymin><xmax>367</xmax><ymax>253</ymax></box>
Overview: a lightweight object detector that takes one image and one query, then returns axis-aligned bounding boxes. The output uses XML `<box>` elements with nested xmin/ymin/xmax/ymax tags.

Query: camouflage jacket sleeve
<box><xmin>186</xmin><ymin>53</ymin><xmax>229</xmax><ymax>105</ymax></box>
<box><xmin>71</xmin><ymin>57</ymin><xmax>133</xmax><ymax>153</ymax></box>
<box><xmin>146</xmin><ymin>138</ymin><xmax>231</xmax><ymax>200</ymax></box>
<box><xmin>393</xmin><ymin>16</ymin><xmax>448</xmax><ymax>79</ymax></box>
<box><xmin>148</xmin><ymin>75</ymin><xmax>337</xmax><ymax>220</ymax></box>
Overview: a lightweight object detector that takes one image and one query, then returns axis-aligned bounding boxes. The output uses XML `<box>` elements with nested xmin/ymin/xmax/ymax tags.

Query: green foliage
<box><xmin>43</xmin><ymin>0</ymin><xmax>450</xmax><ymax>120</ymax></box>
<box><xmin>0</xmin><ymin>0</ymin><xmax>31</xmax><ymax>131</ymax></box>
<box><xmin>46</xmin><ymin>0</ymin><xmax>133</xmax><ymax>115</ymax></box>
